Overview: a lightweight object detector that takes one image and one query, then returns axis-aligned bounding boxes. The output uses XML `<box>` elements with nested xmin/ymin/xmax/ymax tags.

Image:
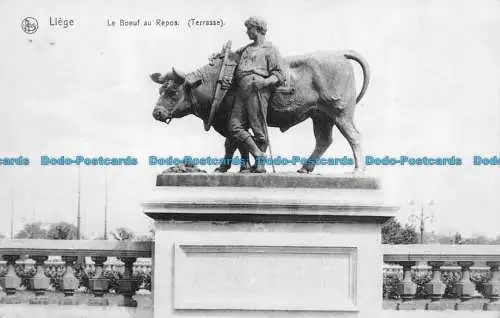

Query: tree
<box><xmin>382</xmin><ymin>218</ymin><xmax>419</xmax><ymax>244</ymax></box>
<box><xmin>46</xmin><ymin>222</ymin><xmax>77</xmax><ymax>240</ymax></box>
<box><xmin>15</xmin><ymin>222</ymin><xmax>47</xmax><ymax>239</ymax></box>
<box><xmin>111</xmin><ymin>227</ymin><xmax>134</xmax><ymax>241</ymax></box>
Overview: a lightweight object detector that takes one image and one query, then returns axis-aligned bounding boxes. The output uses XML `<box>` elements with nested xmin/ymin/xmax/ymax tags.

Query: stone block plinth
<box><xmin>144</xmin><ymin>173</ymin><xmax>396</xmax><ymax>318</ymax></box>
<box><xmin>88</xmin><ymin>278</ymin><xmax>109</xmax><ymax>297</ymax></box>
<box><xmin>0</xmin><ymin>295</ymin><xmax>22</xmax><ymax>304</ymax></box>
<box><xmin>29</xmin><ymin>296</ymin><xmax>49</xmax><ymax>305</ymax></box>
<box><xmin>426</xmin><ymin>301</ymin><xmax>446</xmax><ymax>310</ymax></box>
<box><xmin>88</xmin><ymin>296</ymin><xmax>110</xmax><ymax>306</ymax></box>
<box><xmin>396</xmin><ymin>301</ymin><xmax>417</xmax><ymax>310</ymax></box>
<box><xmin>0</xmin><ymin>276</ymin><xmax>20</xmax><ymax>296</ymax></box>
<box><xmin>59</xmin><ymin>297</ymin><xmax>80</xmax><ymax>306</ymax></box>
<box><xmin>119</xmin><ymin>278</ymin><xmax>138</xmax><ymax>307</ymax></box>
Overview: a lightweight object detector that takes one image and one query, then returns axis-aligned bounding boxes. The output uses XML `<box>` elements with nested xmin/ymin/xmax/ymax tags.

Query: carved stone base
<box><xmin>426</xmin><ymin>301</ymin><xmax>445</xmax><ymax>310</ymax></box>
<box><xmin>29</xmin><ymin>296</ymin><xmax>49</xmax><ymax>305</ymax></box>
<box><xmin>59</xmin><ymin>297</ymin><xmax>79</xmax><ymax>306</ymax></box>
<box><xmin>0</xmin><ymin>295</ymin><xmax>22</xmax><ymax>304</ymax></box>
<box><xmin>396</xmin><ymin>301</ymin><xmax>417</xmax><ymax>310</ymax></box>
<box><xmin>88</xmin><ymin>297</ymin><xmax>109</xmax><ymax>306</ymax></box>
<box><xmin>455</xmin><ymin>301</ymin><xmax>476</xmax><ymax>310</ymax></box>
<box><xmin>146</xmin><ymin>174</ymin><xmax>395</xmax><ymax>318</ymax></box>
<box><xmin>484</xmin><ymin>302</ymin><xmax>500</xmax><ymax>311</ymax></box>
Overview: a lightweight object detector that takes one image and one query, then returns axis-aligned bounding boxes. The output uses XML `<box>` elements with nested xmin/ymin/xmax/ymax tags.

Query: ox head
<box><xmin>150</xmin><ymin>68</ymin><xmax>203</xmax><ymax>124</ymax></box>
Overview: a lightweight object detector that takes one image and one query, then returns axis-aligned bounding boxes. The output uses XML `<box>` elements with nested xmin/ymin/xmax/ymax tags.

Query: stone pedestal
<box><xmin>396</xmin><ymin>261</ymin><xmax>417</xmax><ymax>310</ymax></box>
<box><xmin>425</xmin><ymin>261</ymin><xmax>446</xmax><ymax>311</ymax></box>
<box><xmin>484</xmin><ymin>261</ymin><xmax>500</xmax><ymax>311</ymax></box>
<box><xmin>455</xmin><ymin>261</ymin><xmax>476</xmax><ymax>310</ymax></box>
<box><xmin>144</xmin><ymin>173</ymin><xmax>396</xmax><ymax>318</ymax></box>
<box><xmin>29</xmin><ymin>255</ymin><xmax>49</xmax><ymax>305</ymax></box>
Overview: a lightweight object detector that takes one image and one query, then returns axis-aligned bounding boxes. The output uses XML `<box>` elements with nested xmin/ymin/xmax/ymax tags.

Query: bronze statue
<box><xmin>151</xmin><ymin>18</ymin><xmax>370</xmax><ymax>174</ymax></box>
<box><xmin>227</xmin><ymin>17</ymin><xmax>285</xmax><ymax>173</ymax></box>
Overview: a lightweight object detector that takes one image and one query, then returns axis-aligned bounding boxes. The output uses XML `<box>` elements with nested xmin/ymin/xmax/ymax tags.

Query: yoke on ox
<box><xmin>151</xmin><ymin>45</ymin><xmax>370</xmax><ymax>174</ymax></box>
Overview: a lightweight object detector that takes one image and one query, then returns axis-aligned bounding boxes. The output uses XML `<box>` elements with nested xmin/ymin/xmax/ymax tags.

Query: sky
<box><xmin>0</xmin><ymin>0</ymin><xmax>499</xmax><ymax>239</ymax></box>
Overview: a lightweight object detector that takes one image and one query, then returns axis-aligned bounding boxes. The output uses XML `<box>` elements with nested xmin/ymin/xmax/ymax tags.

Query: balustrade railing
<box><xmin>0</xmin><ymin>239</ymin><xmax>152</xmax><ymax>306</ymax></box>
<box><xmin>383</xmin><ymin>244</ymin><xmax>500</xmax><ymax>311</ymax></box>
<box><xmin>2</xmin><ymin>240</ymin><xmax>500</xmax><ymax>311</ymax></box>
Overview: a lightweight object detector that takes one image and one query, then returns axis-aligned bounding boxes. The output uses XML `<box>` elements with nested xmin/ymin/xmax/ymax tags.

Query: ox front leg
<box><xmin>214</xmin><ymin>138</ymin><xmax>237</xmax><ymax>173</ymax></box>
<box><xmin>336</xmin><ymin>114</ymin><xmax>364</xmax><ymax>174</ymax></box>
<box><xmin>297</xmin><ymin>116</ymin><xmax>334</xmax><ymax>173</ymax></box>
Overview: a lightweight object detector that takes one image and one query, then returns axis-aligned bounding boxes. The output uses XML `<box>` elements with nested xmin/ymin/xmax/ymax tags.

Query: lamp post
<box><xmin>104</xmin><ymin>175</ymin><xmax>108</xmax><ymax>240</ymax></box>
<box><xmin>409</xmin><ymin>200</ymin><xmax>434</xmax><ymax>244</ymax></box>
<box><xmin>76</xmin><ymin>167</ymin><xmax>81</xmax><ymax>240</ymax></box>
<box><xmin>10</xmin><ymin>191</ymin><xmax>14</xmax><ymax>239</ymax></box>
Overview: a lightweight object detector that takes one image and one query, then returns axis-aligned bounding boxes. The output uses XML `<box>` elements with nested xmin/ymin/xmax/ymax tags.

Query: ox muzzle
<box><xmin>152</xmin><ymin>106</ymin><xmax>172</xmax><ymax>124</ymax></box>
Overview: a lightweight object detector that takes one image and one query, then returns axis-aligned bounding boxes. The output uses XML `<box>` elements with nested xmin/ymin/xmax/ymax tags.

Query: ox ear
<box><xmin>172</xmin><ymin>67</ymin><xmax>186</xmax><ymax>84</ymax></box>
<box><xmin>185</xmin><ymin>73</ymin><xmax>202</xmax><ymax>89</ymax></box>
<box><xmin>150</xmin><ymin>73</ymin><xmax>166</xmax><ymax>84</ymax></box>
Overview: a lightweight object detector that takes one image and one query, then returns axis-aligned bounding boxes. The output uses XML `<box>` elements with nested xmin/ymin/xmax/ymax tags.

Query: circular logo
<box><xmin>21</xmin><ymin>17</ymin><xmax>38</xmax><ymax>34</ymax></box>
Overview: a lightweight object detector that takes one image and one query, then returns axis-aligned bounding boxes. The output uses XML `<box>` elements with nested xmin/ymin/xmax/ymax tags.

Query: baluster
<box><xmin>118</xmin><ymin>263</ymin><xmax>125</xmax><ymax>274</ymax></box>
<box><xmin>455</xmin><ymin>261</ymin><xmax>476</xmax><ymax>310</ymax></box>
<box><xmin>119</xmin><ymin>257</ymin><xmax>138</xmax><ymax>307</ymax></box>
<box><xmin>0</xmin><ymin>255</ymin><xmax>21</xmax><ymax>304</ymax></box>
<box><xmin>59</xmin><ymin>256</ymin><xmax>79</xmax><ymax>305</ymax></box>
<box><xmin>88</xmin><ymin>256</ymin><xmax>109</xmax><ymax>306</ymax></box>
<box><xmin>425</xmin><ymin>261</ymin><xmax>445</xmax><ymax>310</ymax></box>
<box><xmin>29</xmin><ymin>256</ymin><xmax>49</xmax><ymax>304</ymax></box>
<box><xmin>396</xmin><ymin>261</ymin><xmax>417</xmax><ymax>310</ymax></box>
<box><xmin>484</xmin><ymin>261</ymin><xmax>500</xmax><ymax>311</ymax></box>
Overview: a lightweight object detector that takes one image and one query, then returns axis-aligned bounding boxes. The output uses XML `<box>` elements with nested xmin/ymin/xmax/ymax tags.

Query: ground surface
<box><xmin>0</xmin><ymin>294</ymin><xmax>499</xmax><ymax>318</ymax></box>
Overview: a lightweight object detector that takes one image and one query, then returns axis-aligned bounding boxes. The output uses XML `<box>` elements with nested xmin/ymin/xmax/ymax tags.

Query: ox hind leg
<box><xmin>308</xmin><ymin>58</ymin><xmax>341</xmax><ymax>106</ymax></box>
<box><xmin>214</xmin><ymin>138</ymin><xmax>251</xmax><ymax>173</ymax></box>
<box><xmin>297</xmin><ymin>115</ymin><xmax>334</xmax><ymax>173</ymax></box>
<box><xmin>237</xmin><ymin>143</ymin><xmax>251</xmax><ymax>172</ymax></box>
<box><xmin>335</xmin><ymin>112</ymin><xmax>364</xmax><ymax>173</ymax></box>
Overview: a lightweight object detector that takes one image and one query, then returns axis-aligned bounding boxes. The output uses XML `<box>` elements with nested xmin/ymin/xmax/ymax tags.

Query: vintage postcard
<box><xmin>0</xmin><ymin>0</ymin><xmax>499</xmax><ymax>317</ymax></box>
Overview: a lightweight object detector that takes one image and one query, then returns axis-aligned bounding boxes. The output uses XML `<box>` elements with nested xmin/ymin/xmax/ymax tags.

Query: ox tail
<box><xmin>344</xmin><ymin>50</ymin><xmax>371</xmax><ymax>104</ymax></box>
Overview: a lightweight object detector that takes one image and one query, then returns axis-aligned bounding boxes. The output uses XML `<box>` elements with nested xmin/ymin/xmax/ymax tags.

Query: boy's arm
<box><xmin>266</xmin><ymin>46</ymin><xmax>286</xmax><ymax>87</ymax></box>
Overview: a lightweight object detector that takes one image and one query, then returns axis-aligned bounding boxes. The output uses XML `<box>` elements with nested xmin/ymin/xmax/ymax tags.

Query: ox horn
<box><xmin>172</xmin><ymin>67</ymin><xmax>186</xmax><ymax>84</ymax></box>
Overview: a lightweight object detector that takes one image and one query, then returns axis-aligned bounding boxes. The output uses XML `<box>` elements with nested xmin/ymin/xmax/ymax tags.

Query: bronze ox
<box><xmin>151</xmin><ymin>50</ymin><xmax>370</xmax><ymax>173</ymax></box>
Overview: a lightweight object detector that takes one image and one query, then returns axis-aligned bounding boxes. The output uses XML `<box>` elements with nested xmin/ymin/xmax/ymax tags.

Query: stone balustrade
<box><xmin>2</xmin><ymin>240</ymin><xmax>500</xmax><ymax>312</ymax></box>
<box><xmin>383</xmin><ymin>244</ymin><xmax>500</xmax><ymax>311</ymax></box>
<box><xmin>0</xmin><ymin>239</ymin><xmax>152</xmax><ymax>306</ymax></box>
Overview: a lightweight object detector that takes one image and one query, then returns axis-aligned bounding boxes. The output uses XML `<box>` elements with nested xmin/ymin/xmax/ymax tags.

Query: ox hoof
<box><xmin>352</xmin><ymin>167</ymin><xmax>367</xmax><ymax>176</ymax></box>
<box><xmin>239</xmin><ymin>167</ymin><xmax>251</xmax><ymax>173</ymax></box>
<box><xmin>297</xmin><ymin>166</ymin><xmax>313</xmax><ymax>174</ymax></box>
<box><xmin>250</xmin><ymin>165</ymin><xmax>266</xmax><ymax>174</ymax></box>
<box><xmin>214</xmin><ymin>166</ymin><xmax>230</xmax><ymax>173</ymax></box>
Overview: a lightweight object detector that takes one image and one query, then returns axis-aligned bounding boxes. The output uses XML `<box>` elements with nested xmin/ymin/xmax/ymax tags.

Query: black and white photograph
<box><xmin>0</xmin><ymin>0</ymin><xmax>499</xmax><ymax>317</ymax></box>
